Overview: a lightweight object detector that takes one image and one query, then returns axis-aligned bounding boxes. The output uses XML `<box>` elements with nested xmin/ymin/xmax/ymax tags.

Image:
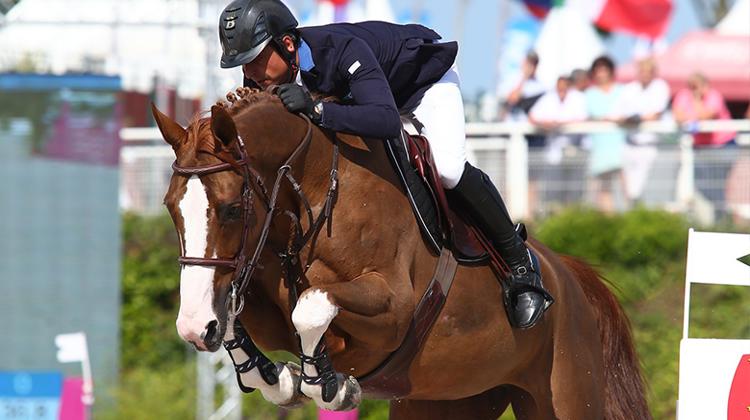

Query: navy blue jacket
<box><xmin>244</xmin><ymin>21</ymin><xmax>458</xmax><ymax>139</ymax></box>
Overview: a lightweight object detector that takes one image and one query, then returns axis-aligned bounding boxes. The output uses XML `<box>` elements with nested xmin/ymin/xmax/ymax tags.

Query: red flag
<box><xmin>595</xmin><ymin>0</ymin><xmax>672</xmax><ymax>39</ymax></box>
<box><xmin>318</xmin><ymin>0</ymin><xmax>349</xmax><ymax>5</ymax></box>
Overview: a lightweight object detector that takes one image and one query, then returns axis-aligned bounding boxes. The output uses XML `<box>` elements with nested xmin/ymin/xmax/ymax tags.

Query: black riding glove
<box><xmin>277</xmin><ymin>83</ymin><xmax>322</xmax><ymax>123</ymax></box>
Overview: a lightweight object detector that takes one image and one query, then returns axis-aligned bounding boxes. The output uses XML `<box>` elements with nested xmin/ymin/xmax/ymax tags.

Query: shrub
<box><xmin>536</xmin><ymin>206</ymin><xmax>688</xmax><ymax>270</ymax></box>
<box><xmin>534</xmin><ymin>207</ymin><xmax>618</xmax><ymax>264</ymax></box>
<box><xmin>611</xmin><ymin>207</ymin><xmax>688</xmax><ymax>267</ymax></box>
<box><xmin>121</xmin><ymin>212</ymin><xmax>187</xmax><ymax>368</ymax></box>
<box><xmin>99</xmin><ymin>362</ymin><xmax>196</xmax><ymax>420</ymax></box>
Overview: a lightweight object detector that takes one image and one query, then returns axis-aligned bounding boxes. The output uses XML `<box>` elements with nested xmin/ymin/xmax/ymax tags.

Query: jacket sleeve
<box><xmin>318</xmin><ymin>37</ymin><xmax>401</xmax><ymax>139</ymax></box>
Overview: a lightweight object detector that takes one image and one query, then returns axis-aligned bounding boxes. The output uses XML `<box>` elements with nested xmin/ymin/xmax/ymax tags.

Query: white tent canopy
<box><xmin>716</xmin><ymin>0</ymin><xmax>750</xmax><ymax>35</ymax></box>
<box><xmin>533</xmin><ymin>4</ymin><xmax>606</xmax><ymax>87</ymax></box>
<box><xmin>302</xmin><ymin>0</ymin><xmax>396</xmax><ymax>27</ymax></box>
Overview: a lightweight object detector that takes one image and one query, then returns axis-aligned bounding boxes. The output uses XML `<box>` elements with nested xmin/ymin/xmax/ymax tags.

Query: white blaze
<box><xmin>175</xmin><ymin>175</ymin><xmax>217</xmax><ymax>344</ymax></box>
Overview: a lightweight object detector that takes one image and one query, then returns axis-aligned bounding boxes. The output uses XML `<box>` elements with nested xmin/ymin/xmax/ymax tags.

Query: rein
<box><xmin>171</xmin><ymin>113</ymin><xmax>340</xmax><ymax>313</ymax></box>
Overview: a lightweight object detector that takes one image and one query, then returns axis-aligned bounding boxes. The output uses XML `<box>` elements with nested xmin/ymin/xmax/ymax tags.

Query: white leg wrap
<box><xmin>291</xmin><ymin>290</ymin><xmax>360</xmax><ymax>410</ymax></box>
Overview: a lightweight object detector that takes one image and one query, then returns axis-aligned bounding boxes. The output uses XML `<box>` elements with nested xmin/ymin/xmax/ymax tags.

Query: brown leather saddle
<box><xmin>384</xmin><ymin>117</ymin><xmax>489</xmax><ymax>264</ymax></box>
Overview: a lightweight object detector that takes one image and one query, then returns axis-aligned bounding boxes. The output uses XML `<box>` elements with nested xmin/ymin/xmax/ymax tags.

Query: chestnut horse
<box><xmin>153</xmin><ymin>88</ymin><xmax>650</xmax><ymax>419</ymax></box>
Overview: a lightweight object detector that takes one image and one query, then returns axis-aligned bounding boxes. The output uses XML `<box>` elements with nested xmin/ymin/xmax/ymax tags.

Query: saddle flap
<box><xmin>403</xmin><ymin>133</ymin><xmax>487</xmax><ymax>262</ymax></box>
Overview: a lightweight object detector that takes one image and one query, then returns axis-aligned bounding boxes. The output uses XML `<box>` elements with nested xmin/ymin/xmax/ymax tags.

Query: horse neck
<box><xmin>236</xmin><ymin>106</ymin><xmax>312</xmax><ymax>173</ymax></box>
<box><xmin>233</xmin><ymin>105</ymin><xmax>337</xmax><ymax>246</ymax></box>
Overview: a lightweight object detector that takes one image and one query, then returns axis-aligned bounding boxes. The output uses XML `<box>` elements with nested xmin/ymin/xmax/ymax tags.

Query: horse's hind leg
<box><xmin>291</xmin><ymin>272</ymin><xmax>407</xmax><ymax>411</ymax></box>
<box><xmin>389</xmin><ymin>385</ymin><xmax>512</xmax><ymax>420</ymax></box>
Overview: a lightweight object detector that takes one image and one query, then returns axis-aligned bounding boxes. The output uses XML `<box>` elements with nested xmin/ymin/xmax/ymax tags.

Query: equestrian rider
<box><xmin>218</xmin><ymin>0</ymin><xmax>554</xmax><ymax>329</ymax></box>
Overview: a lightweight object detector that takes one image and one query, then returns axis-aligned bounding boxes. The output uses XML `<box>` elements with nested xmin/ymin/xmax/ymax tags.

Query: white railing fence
<box><xmin>121</xmin><ymin>119</ymin><xmax>750</xmax><ymax>225</ymax></box>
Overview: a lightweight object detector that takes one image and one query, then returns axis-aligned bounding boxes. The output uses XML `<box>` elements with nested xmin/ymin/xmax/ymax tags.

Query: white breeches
<box><xmin>411</xmin><ymin>63</ymin><xmax>468</xmax><ymax>189</ymax></box>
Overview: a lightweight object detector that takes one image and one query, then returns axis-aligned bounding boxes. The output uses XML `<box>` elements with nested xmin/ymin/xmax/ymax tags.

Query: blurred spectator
<box><xmin>528</xmin><ymin>75</ymin><xmax>588</xmax><ymax>210</ymax></box>
<box><xmin>500</xmin><ymin>51</ymin><xmax>547</xmax><ymax>123</ymax></box>
<box><xmin>571</xmin><ymin>69</ymin><xmax>590</xmax><ymax>92</ymax></box>
<box><xmin>529</xmin><ymin>75</ymin><xmax>588</xmax><ymax>163</ymax></box>
<box><xmin>672</xmin><ymin>72</ymin><xmax>735</xmax><ymax>147</ymax></box>
<box><xmin>619</xmin><ymin>57</ymin><xmax>671</xmax><ymax>207</ymax></box>
<box><xmin>672</xmin><ymin>72</ymin><xmax>736</xmax><ymax>218</ymax></box>
<box><xmin>585</xmin><ymin>55</ymin><xmax>627</xmax><ymax>213</ymax></box>
<box><xmin>499</xmin><ymin>50</ymin><xmax>548</xmax><ymax>169</ymax></box>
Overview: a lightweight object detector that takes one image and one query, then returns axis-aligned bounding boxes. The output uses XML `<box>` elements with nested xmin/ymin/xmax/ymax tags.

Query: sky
<box><xmin>290</xmin><ymin>0</ymin><xmax>707</xmax><ymax>97</ymax></box>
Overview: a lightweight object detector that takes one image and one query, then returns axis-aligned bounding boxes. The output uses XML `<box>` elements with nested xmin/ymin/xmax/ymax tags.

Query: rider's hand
<box><xmin>277</xmin><ymin>83</ymin><xmax>321</xmax><ymax>123</ymax></box>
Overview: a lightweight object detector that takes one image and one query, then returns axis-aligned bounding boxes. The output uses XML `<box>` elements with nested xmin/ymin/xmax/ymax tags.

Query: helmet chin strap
<box><xmin>273</xmin><ymin>38</ymin><xmax>299</xmax><ymax>85</ymax></box>
<box><xmin>285</xmin><ymin>59</ymin><xmax>298</xmax><ymax>84</ymax></box>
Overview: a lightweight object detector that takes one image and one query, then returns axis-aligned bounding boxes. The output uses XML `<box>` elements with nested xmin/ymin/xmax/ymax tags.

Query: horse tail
<box><xmin>560</xmin><ymin>255</ymin><xmax>651</xmax><ymax>420</ymax></box>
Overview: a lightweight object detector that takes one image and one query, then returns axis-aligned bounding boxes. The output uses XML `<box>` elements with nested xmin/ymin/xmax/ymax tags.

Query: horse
<box><xmin>152</xmin><ymin>88</ymin><xmax>650</xmax><ymax>419</ymax></box>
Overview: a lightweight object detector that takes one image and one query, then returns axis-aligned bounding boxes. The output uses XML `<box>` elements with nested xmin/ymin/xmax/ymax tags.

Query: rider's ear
<box><xmin>151</xmin><ymin>102</ymin><xmax>186</xmax><ymax>150</ymax></box>
<box><xmin>282</xmin><ymin>34</ymin><xmax>296</xmax><ymax>53</ymax></box>
<box><xmin>210</xmin><ymin>105</ymin><xmax>238</xmax><ymax>149</ymax></box>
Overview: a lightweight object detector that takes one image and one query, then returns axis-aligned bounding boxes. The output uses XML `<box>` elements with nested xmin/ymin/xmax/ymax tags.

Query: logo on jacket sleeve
<box><xmin>348</xmin><ymin>61</ymin><xmax>361</xmax><ymax>75</ymax></box>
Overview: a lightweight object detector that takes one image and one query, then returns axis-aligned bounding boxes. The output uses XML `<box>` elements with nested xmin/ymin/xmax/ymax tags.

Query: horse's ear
<box><xmin>151</xmin><ymin>103</ymin><xmax>185</xmax><ymax>149</ymax></box>
<box><xmin>210</xmin><ymin>105</ymin><xmax>238</xmax><ymax>149</ymax></box>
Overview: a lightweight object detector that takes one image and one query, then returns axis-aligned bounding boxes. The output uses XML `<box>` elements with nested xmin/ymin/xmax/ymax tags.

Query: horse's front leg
<box><xmin>224</xmin><ymin>319</ymin><xmax>309</xmax><ymax>408</ymax></box>
<box><xmin>291</xmin><ymin>271</ymin><xmax>408</xmax><ymax>411</ymax></box>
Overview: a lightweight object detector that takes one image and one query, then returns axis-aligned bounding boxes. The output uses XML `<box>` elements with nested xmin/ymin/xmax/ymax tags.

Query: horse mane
<box><xmin>215</xmin><ymin>87</ymin><xmax>282</xmax><ymax>117</ymax></box>
<box><xmin>184</xmin><ymin>88</ymin><xmax>282</xmax><ymax>156</ymax></box>
<box><xmin>186</xmin><ymin>87</ymin><xmax>333</xmax><ymax>158</ymax></box>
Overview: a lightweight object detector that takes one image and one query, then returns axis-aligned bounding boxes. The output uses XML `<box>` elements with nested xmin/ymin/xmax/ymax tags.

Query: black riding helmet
<box><xmin>219</xmin><ymin>0</ymin><xmax>298</xmax><ymax>69</ymax></box>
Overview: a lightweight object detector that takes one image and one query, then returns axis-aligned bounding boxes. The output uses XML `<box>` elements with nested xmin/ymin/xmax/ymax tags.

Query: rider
<box><xmin>218</xmin><ymin>0</ymin><xmax>553</xmax><ymax>329</ymax></box>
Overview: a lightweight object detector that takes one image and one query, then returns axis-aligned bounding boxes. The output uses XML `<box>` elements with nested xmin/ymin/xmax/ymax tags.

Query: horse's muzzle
<box><xmin>177</xmin><ymin>317</ymin><xmax>222</xmax><ymax>352</ymax></box>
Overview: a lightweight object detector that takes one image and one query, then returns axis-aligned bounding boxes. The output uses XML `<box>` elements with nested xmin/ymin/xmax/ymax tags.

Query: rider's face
<box><xmin>242</xmin><ymin>37</ymin><xmax>297</xmax><ymax>89</ymax></box>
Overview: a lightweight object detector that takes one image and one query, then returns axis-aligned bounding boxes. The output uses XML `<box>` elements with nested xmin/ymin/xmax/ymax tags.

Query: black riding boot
<box><xmin>451</xmin><ymin>163</ymin><xmax>554</xmax><ymax>329</ymax></box>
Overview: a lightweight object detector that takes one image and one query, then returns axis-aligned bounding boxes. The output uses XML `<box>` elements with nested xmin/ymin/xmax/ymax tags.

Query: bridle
<box><xmin>170</xmin><ymin>113</ymin><xmax>340</xmax><ymax>314</ymax></box>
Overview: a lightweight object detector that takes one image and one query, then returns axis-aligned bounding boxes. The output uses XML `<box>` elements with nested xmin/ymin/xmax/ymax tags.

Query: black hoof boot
<box><xmin>300</xmin><ymin>340</ymin><xmax>339</xmax><ymax>403</ymax></box>
<box><xmin>223</xmin><ymin>319</ymin><xmax>279</xmax><ymax>393</ymax></box>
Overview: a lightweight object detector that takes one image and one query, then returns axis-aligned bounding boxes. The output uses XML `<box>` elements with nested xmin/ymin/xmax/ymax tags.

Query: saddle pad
<box><xmin>385</xmin><ymin>132</ymin><xmax>444</xmax><ymax>254</ymax></box>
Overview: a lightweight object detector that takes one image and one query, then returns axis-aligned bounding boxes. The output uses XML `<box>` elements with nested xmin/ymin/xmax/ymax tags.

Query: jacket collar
<box><xmin>298</xmin><ymin>39</ymin><xmax>315</xmax><ymax>72</ymax></box>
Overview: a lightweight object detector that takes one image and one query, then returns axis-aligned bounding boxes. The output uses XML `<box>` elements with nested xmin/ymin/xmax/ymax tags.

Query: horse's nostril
<box><xmin>201</xmin><ymin>320</ymin><xmax>219</xmax><ymax>344</ymax></box>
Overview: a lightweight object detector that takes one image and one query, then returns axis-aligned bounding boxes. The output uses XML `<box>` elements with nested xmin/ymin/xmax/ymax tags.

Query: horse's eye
<box><xmin>220</xmin><ymin>203</ymin><xmax>243</xmax><ymax>221</ymax></box>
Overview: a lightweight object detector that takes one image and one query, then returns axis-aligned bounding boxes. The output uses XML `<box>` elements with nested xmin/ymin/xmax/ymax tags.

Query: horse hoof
<box><xmin>320</xmin><ymin>374</ymin><xmax>361</xmax><ymax>411</ymax></box>
<box><xmin>262</xmin><ymin>362</ymin><xmax>310</xmax><ymax>409</ymax></box>
<box><xmin>336</xmin><ymin>374</ymin><xmax>362</xmax><ymax>411</ymax></box>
